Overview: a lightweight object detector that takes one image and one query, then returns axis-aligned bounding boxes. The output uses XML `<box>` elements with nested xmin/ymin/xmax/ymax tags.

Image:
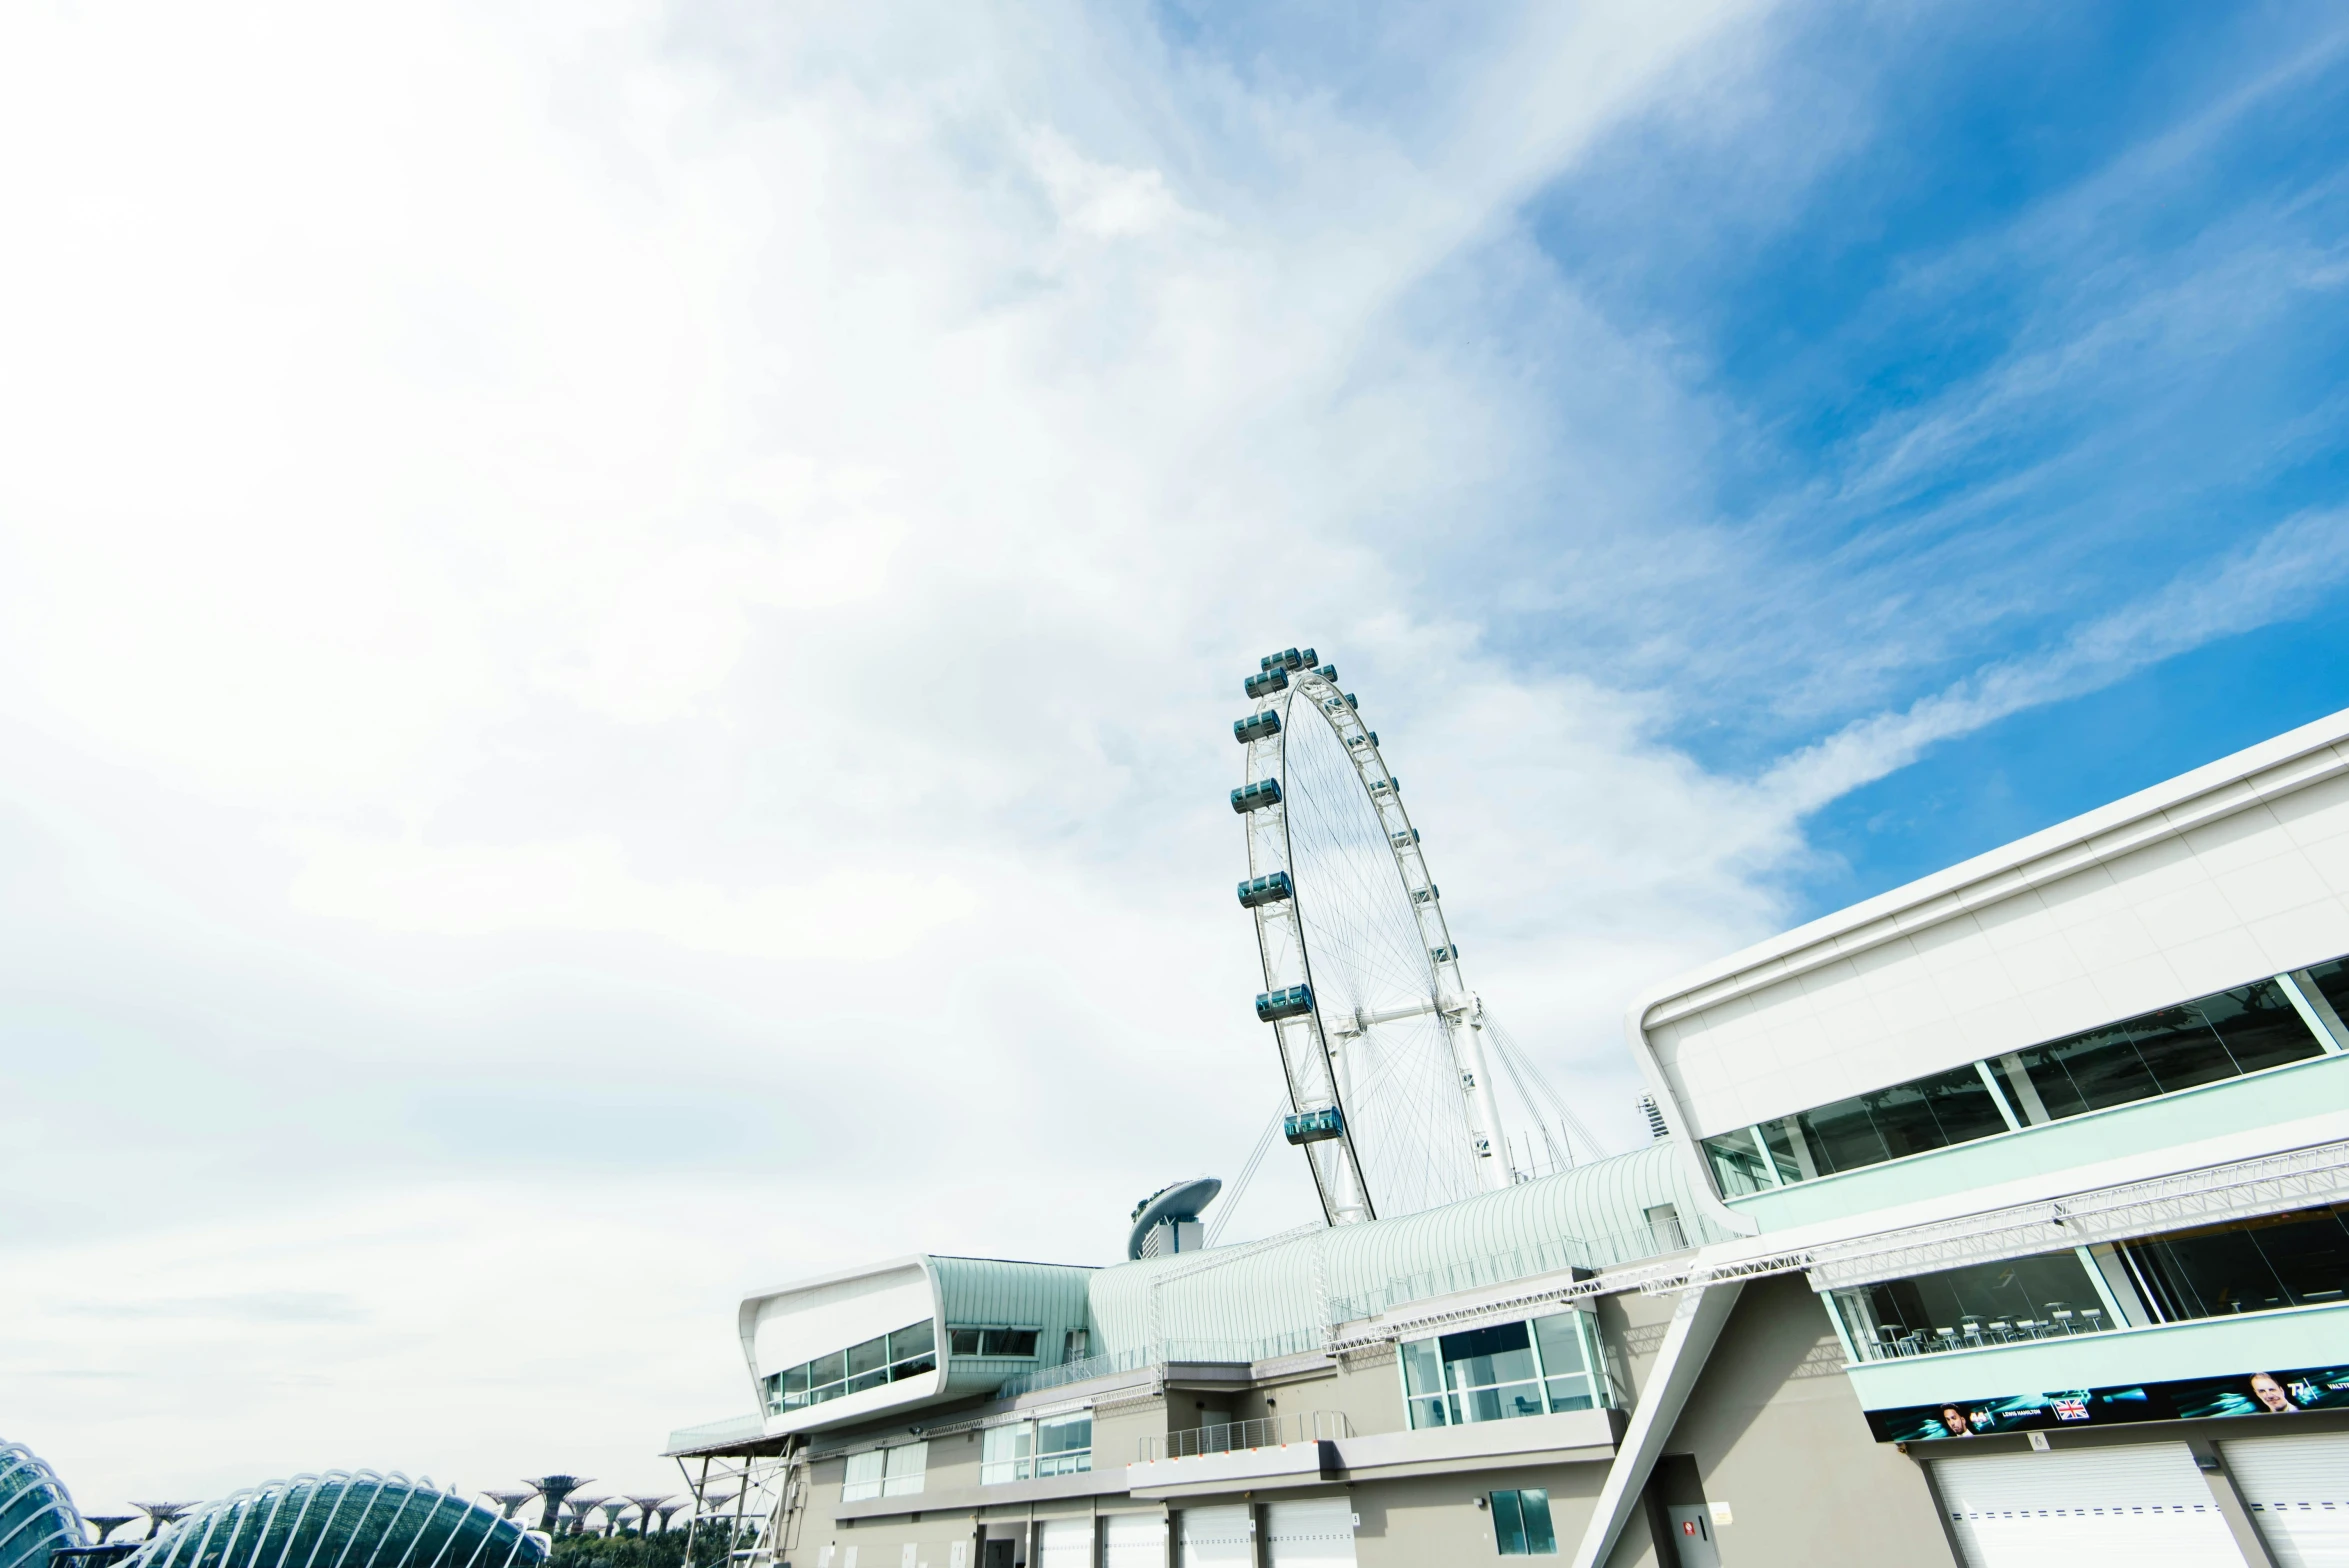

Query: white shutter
<box><xmin>2222</xmin><ymin>1431</ymin><xmax>2349</xmax><ymax>1568</ymax></box>
<box><xmin>1036</xmin><ymin>1519</ymin><xmax>1092</xmax><ymax>1568</ymax></box>
<box><xmin>1264</xmin><ymin>1499</ymin><xmax>1356</xmax><ymax>1568</ymax></box>
<box><xmin>1101</xmin><ymin>1513</ymin><xmax>1165</xmax><ymax>1568</ymax></box>
<box><xmin>1932</xmin><ymin>1442</ymin><xmax>2246</xmax><ymax>1568</ymax></box>
<box><xmin>1178</xmin><ymin>1505</ymin><xmax>1253</xmax><ymax>1568</ymax></box>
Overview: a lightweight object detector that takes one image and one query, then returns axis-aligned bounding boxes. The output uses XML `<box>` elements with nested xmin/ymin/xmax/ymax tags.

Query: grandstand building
<box><xmin>668</xmin><ymin>710</ymin><xmax>2349</xmax><ymax>1568</ymax></box>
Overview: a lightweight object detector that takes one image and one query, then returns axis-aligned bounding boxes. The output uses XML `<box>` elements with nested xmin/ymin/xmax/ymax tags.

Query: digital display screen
<box><xmin>1867</xmin><ymin>1361</ymin><xmax>2349</xmax><ymax>1442</ymax></box>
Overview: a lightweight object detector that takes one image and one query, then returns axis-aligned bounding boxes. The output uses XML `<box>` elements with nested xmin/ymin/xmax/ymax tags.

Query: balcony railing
<box><xmin>1137</xmin><ymin>1411</ymin><xmax>1352</xmax><ymax>1463</ymax></box>
<box><xmin>1850</xmin><ymin>1308</ymin><xmax>2114</xmax><ymax>1362</ymax></box>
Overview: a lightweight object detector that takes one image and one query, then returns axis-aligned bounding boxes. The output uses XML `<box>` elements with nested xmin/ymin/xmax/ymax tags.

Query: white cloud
<box><xmin>0</xmin><ymin>0</ymin><xmax>2336</xmax><ymax>1522</ymax></box>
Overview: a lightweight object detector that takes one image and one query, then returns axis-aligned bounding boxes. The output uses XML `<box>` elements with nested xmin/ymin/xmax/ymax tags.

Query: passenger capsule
<box><xmin>1294</xmin><ymin>647</ymin><xmax>1317</xmax><ymax>668</ymax></box>
<box><xmin>1234</xmin><ymin>711</ymin><xmax>1282</xmax><ymax>744</ymax></box>
<box><xmin>1237</xmin><ymin>871</ymin><xmax>1294</xmax><ymax>908</ymax></box>
<box><xmin>1346</xmin><ymin>731</ymin><xmax>1378</xmax><ymax>749</ymax></box>
<box><xmin>1390</xmin><ymin>828</ymin><xmax>1419</xmax><ymax>846</ymax></box>
<box><xmin>1429</xmin><ymin>944</ymin><xmax>1458</xmax><ymax>962</ymax></box>
<box><xmin>1412</xmin><ymin>885</ymin><xmax>1439</xmax><ymax>904</ymax></box>
<box><xmin>1244</xmin><ymin>668</ymin><xmax>1289</xmax><ymax>700</ymax></box>
<box><xmin>1255</xmin><ymin>984</ymin><xmax>1313</xmax><ymax>1022</ymax></box>
<box><xmin>1284</xmin><ymin>1105</ymin><xmax>1344</xmax><ymax>1145</ymax></box>
<box><xmin>1316</xmin><ymin>665</ymin><xmax>1337</xmax><ymax>681</ymax></box>
<box><xmin>1231</xmin><ymin>779</ymin><xmax>1284</xmax><ymax>813</ymax></box>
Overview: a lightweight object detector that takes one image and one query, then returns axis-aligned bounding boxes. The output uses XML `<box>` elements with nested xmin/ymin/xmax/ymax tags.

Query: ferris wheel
<box><xmin>1230</xmin><ymin>646</ymin><xmax>1512</xmax><ymax>1226</ymax></box>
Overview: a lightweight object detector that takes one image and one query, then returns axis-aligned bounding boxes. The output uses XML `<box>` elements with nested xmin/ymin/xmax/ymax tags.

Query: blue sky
<box><xmin>2</xmin><ymin>0</ymin><xmax>2347</xmax><ymax>1517</ymax></box>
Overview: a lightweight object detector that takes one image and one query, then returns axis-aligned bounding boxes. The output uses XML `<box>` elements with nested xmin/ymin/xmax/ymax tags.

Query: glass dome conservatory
<box><xmin>0</xmin><ymin>1440</ymin><xmax>87</xmax><ymax>1568</ymax></box>
<box><xmin>126</xmin><ymin>1474</ymin><xmax>545</xmax><ymax>1568</ymax></box>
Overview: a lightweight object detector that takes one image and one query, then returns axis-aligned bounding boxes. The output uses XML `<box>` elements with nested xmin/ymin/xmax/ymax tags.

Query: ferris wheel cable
<box><xmin>1485</xmin><ymin>1028</ymin><xmax>1567</xmax><ymax>1171</ymax></box>
<box><xmin>1206</xmin><ymin>1104</ymin><xmax>1287</xmax><ymax>1248</ymax></box>
<box><xmin>1481</xmin><ymin>1014</ymin><xmax>1609</xmax><ymax>1163</ymax></box>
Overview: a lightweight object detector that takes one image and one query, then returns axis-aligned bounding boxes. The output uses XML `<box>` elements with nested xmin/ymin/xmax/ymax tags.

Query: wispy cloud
<box><xmin>1759</xmin><ymin>508</ymin><xmax>2349</xmax><ymax>815</ymax></box>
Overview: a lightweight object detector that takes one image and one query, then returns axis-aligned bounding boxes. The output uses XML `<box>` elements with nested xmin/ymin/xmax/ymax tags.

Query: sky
<box><xmin>5</xmin><ymin>0</ymin><xmax>2349</xmax><ymax>1518</ymax></box>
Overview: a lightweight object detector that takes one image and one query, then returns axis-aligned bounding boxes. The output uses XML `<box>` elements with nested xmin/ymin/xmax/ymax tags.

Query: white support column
<box><xmin>1569</xmin><ymin>1282</ymin><xmax>1744</xmax><ymax>1568</ymax></box>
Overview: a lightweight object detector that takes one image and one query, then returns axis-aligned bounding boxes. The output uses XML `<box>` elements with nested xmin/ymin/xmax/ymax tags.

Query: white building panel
<box><xmin>746</xmin><ymin>1261</ymin><xmax>934</xmax><ymax>1379</ymax></box>
<box><xmin>1034</xmin><ymin>1519</ymin><xmax>1091</xmax><ymax>1568</ymax></box>
<box><xmin>2221</xmin><ymin>1432</ymin><xmax>2349</xmax><ymax>1568</ymax></box>
<box><xmin>1264</xmin><ymin>1499</ymin><xmax>1356</xmax><ymax>1568</ymax></box>
<box><xmin>1178</xmin><ymin>1506</ymin><xmax>1253</xmax><ymax>1567</ymax></box>
<box><xmin>1931</xmin><ymin>1443</ymin><xmax>2245</xmax><ymax>1568</ymax></box>
<box><xmin>1648</xmin><ymin>720</ymin><xmax>2349</xmax><ymax>1136</ymax></box>
<box><xmin>1100</xmin><ymin>1514</ymin><xmax>1166</xmax><ymax>1568</ymax></box>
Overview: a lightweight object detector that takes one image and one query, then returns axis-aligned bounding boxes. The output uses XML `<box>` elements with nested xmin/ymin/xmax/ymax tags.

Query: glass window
<box><xmin>1490</xmin><ymin>1490</ymin><xmax>1556</xmax><ymax>1556</ymax></box>
<box><xmin>1400</xmin><ymin>1339</ymin><xmax>1448</xmax><ymax>1428</ymax></box>
<box><xmin>1701</xmin><ymin>1130</ymin><xmax>1773</xmax><ymax>1197</ymax></box>
<box><xmin>1035</xmin><ymin>1415</ymin><xmax>1091</xmax><ymax>1477</ymax></box>
<box><xmin>810</xmin><ymin>1350</ymin><xmax>847</xmax><ymax>1388</ymax></box>
<box><xmin>1531</xmin><ymin>1314</ymin><xmax>1596</xmax><ymax>1412</ymax></box>
<box><xmin>842</xmin><ymin>1450</ymin><xmax>884</xmax><ymax>1503</ymax></box>
<box><xmin>1404</xmin><ymin>1314</ymin><xmax>1605</xmax><ymax>1428</ymax></box>
<box><xmin>2120</xmin><ymin>1206</ymin><xmax>2349</xmax><ymax>1322</ymax></box>
<box><xmin>2016</xmin><ymin>980</ymin><xmax>2319</xmax><ymax>1120</ymax></box>
<box><xmin>981</xmin><ymin>1328</ymin><xmax>1039</xmax><ymax>1357</ymax></box>
<box><xmin>949</xmin><ymin>1328</ymin><xmax>982</xmax><ymax>1356</ymax></box>
<box><xmin>1703</xmin><ymin>965</ymin><xmax>2339</xmax><ymax>1203</ymax></box>
<box><xmin>880</xmin><ymin>1443</ymin><xmax>926</xmax><ymax>1498</ymax></box>
<box><xmin>980</xmin><ymin>1423</ymin><xmax>1034</xmax><ymax>1485</ymax></box>
<box><xmin>890</xmin><ymin>1321</ymin><xmax>935</xmax><ymax>1362</ymax></box>
<box><xmin>1492</xmin><ymin>1490</ymin><xmax>1526</xmax><ymax>1555</ymax></box>
<box><xmin>2305</xmin><ymin>958</ymin><xmax>2349</xmax><ymax>1028</ymax></box>
<box><xmin>847</xmin><ymin>1336</ymin><xmax>889</xmax><ymax>1377</ymax></box>
<box><xmin>1796</xmin><ymin>1063</ymin><xmax>2007</xmax><ymax>1175</ymax></box>
<box><xmin>1832</xmin><ymin>1250</ymin><xmax>2108</xmax><ymax>1359</ymax></box>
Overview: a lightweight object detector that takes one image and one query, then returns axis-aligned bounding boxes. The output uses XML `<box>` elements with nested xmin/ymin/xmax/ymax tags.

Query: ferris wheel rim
<box><xmin>1235</xmin><ymin>655</ymin><xmax>1496</xmax><ymax>1225</ymax></box>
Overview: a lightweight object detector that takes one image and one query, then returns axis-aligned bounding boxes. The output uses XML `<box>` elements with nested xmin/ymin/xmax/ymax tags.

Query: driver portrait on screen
<box><xmin>1939</xmin><ymin>1406</ymin><xmax>1974</xmax><ymax>1438</ymax></box>
<box><xmin>2250</xmin><ymin>1372</ymin><xmax>2300</xmax><ymax>1414</ymax></box>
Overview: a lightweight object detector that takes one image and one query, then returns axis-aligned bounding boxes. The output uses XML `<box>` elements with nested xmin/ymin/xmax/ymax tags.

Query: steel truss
<box><xmin>675</xmin><ymin>1444</ymin><xmax>794</xmax><ymax>1568</ymax></box>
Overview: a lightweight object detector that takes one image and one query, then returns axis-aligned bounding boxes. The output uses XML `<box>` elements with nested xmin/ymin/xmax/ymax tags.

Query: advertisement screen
<box><xmin>1867</xmin><ymin>1361</ymin><xmax>2349</xmax><ymax>1443</ymax></box>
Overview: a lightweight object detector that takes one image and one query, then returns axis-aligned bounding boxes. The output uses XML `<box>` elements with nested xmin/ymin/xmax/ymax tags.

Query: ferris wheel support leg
<box><xmin>1448</xmin><ymin>1010</ymin><xmax>1514</xmax><ymax>1191</ymax></box>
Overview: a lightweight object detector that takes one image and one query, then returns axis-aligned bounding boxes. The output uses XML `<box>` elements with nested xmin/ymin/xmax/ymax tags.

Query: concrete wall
<box><xmin>1654</xmin><ymin>1275</ymin><xmax>1953</xmax><ymax>1568</ymax></box>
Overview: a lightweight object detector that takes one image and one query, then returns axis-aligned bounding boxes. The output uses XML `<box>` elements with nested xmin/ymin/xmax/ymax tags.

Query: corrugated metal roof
<box><xmin>930</xmin><ymin>1256</ymin><xmax>1095</xmax><ymax>1398</ymax></box>
<box><xmin>1087</xmin><ymin>1143</ymin><xmax>1715</xmax><ymax>1355</ymax></box>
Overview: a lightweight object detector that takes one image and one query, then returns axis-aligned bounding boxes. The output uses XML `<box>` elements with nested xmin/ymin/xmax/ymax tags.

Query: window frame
<box><xmin>1700</xmin><ymin>964</ymin><xmax>2341</xmax><ymax>1204</ymax></box>
<box><xmin>1398</xmin><ymin>1308</ymin><xmax>1609</xmax><ymax>1431</ymax></box>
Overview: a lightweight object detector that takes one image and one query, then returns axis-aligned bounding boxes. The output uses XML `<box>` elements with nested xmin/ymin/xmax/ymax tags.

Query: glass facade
<box><xmin>1831</xmin><ymin>1251</ymin><xmax>2108</xmax><ymax>1359</ymax></box>
<box><xmin>1400</xmin><ymin>1311</ymin><xmax>1607</xmax><ymax>1429</ymax></box>
<box><xmin>1489</xmin><ymin>1489</ymin><xmax>1556</xmax><ymax>1556</ymax></box>
<box><xmin>979</xmin><ymin>1416</ymin><xmax>1089</xmax><ymax>1484</ymax></box>
<box><xmin>126</xmin><ymin>1474</ymin><xmax>544</xmax><ymax>1568</ymax></box>
<box><xmin>0</xmin><ymin>1441</ymin><xmax>84</xmax><ymax>1568</ymax></box>
<box><xmin>1832</xmin><ymin>1207</ymin><xmax>2349</xmax><ymax>1361</ymax></box>
<box><xmin>1703</xmin><ymin>964</ymin><xmax>2339</xmax><ymax>1198</ymax></box>
<box><xmin>2116</xmin><ymin>1205</ymin><xmax>2349</xmax><ymax>1322</ymax></box>
<box><xmin>763</xmin><ymin>1321</ymin><xmax>937</xmax><ymax>1415</ymax></box>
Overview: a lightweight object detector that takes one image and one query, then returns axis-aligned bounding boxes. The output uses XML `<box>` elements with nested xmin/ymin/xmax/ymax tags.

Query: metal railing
<box><xmin>993</xmin><ymin>1330</ymin><xmax>1329</xmax><ymax>1401</ymax></box>
<box><xmin>1849</xmin><ymin>1309</ymin><xmax>2115</xmax><ymax>1362</ymax></box>
<box><xmin>1325</xmin><ymin>1215</ymin><xmax>1730</xmax><ymax>1325</ymax></box>
<box><xmin>1138</xmin><ymin>1411</ymin><xmax>1351</xmax><ymax>1463</ymax></box>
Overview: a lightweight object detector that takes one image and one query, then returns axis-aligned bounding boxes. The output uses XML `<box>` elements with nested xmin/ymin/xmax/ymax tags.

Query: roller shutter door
<box><xmin>1264</xmin><ymin>1499</ymin><xmax>1356</xmax><ymax>1568</ymax></box>
<box><xmin>1931</xmin><ymin>1442</ymin><xmax>2245</xmax><ymax>1567</ymax></box>
<box><xmin>1178</xmin><ymin>1505</ymin><xmax>1252</xmax><ymax>1567</ymax></box>
<box><xmin>1101</xmin><ymin>1513</ymin><xmax>1165</xmax><ymax>1568</ymax></box>
<box><xmin>2223</xmin><ymin>1432</ymin><xmax>2349</xmax><ymax>1567</ymax></box>
<box><xmin>1036</xmin><ymin>1519</ymin><xmax>1092</xmax><ymax>1568</ymax></box>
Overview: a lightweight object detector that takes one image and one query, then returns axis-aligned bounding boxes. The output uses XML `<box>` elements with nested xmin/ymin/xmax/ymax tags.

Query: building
<box><xmin>667</xmin><ymin>708</ymin><xmax>2349</xmax><ymax>1567</ymax></box>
